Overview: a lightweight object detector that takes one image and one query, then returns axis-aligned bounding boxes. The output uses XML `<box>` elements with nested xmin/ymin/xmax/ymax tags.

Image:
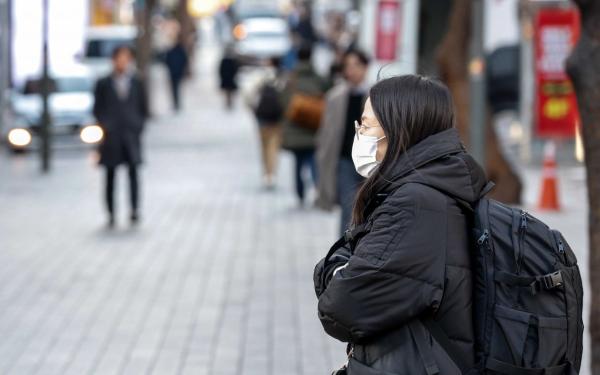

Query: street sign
<box><xmin>375</xmin><ymin>0</ymin><xmax>402</xmax><ymax>61</ymax></box>
<box><xmin>534</xmin><ymin>7</ymin><xmax>580</xmax><ymax>139</ymax></box>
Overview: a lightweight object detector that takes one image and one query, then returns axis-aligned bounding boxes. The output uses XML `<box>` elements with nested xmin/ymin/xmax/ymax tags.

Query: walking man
<box><xmin>93</xmin><ymin>45</ymin><xmax>149</xmax><ymax>227</ymax></box>
<box><xmin>165</xmin><ymin>35</ymin><xmax>188</xmax><ymax>111</ymax></box>
<box><xmin>316</xmin><ymin>49</ymin><xmax>370</xmax><ymax>234</ymax></box>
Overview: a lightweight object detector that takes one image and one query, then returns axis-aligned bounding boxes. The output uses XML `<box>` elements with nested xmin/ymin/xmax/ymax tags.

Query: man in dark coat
<box><xmin>93</xmin><ymin>45</ymin><xmax>149</xmax><ymax>227</ymax></box>
<box><xmin>314</xmin><ymin>128</ymin><xmax>488</xmax><ymax>374</ymax></box>
<box><xmin>165</xmin><ymin>37</ymin><xmax>188</xmax><ymax>111</ymax></box>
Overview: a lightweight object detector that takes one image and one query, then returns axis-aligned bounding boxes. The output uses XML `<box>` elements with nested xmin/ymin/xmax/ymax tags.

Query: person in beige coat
<box><xmin>316</xmin><ymin>49</ymin><xmax>370</xmax><ymax>234</ymax></box>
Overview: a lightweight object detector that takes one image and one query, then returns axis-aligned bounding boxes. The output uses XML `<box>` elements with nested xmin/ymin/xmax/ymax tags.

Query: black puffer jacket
<box><xmin>314</xmin><ymin>128</ymin><xmax>488</xmax><ymax>374</ymax></box>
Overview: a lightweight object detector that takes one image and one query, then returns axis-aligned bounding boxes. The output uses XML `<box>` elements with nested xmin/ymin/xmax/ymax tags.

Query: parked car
<box><xmin>80</xmin><ymin>25</ymin><xmax>137</xmax><ymax>78</ymax></box>
<box><xmin>232</xmin><ymin>10</ymin><xmax>291</xmax><ymax>65</ymax></box>
<box><xmin>2</xmin><ymin>66</ymin><xmax>103</xmax><ymax>153</ymax></box>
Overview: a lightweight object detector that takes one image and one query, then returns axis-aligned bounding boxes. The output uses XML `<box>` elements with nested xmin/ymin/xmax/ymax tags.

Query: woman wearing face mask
<box><xmin>313</xmin><ymin>75</ymin><xmax>489</xmax><ymax>374</ymax></box>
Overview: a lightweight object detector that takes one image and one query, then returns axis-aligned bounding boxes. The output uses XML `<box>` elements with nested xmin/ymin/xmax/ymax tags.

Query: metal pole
<box><xmin>40</xmin><ymin>0</ymin><xmax>50</xmax><ymax>172</ymax></box>
<box><xmin>0</xmin><ymin>0</ymin><xmax>9</xmax><ymax>133</ymax></box>
<box><xmin>468</xmin><ymin>0</ymin><xmax>487</xmax><ymax>166</ymax></box>
<box><xmin>519</xmin><ymin>2</ymin><xmax>534</xmax><ymax>163</ymax></box>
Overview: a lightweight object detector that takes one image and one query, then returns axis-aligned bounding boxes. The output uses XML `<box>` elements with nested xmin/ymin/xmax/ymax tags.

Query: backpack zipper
<box><xmin>558</xmin><ymin>239</ymin><xmax>565</xmax><ymax>254</ymax></box>
<box><xmin>477</xmin><ymin>228</ymin><xmax>493</xmax><ymax>356</ymax></box>
<box><xmin>520</xmin><ymin>211</ymin><xmax>528</xmax><ymax>230</ymax></box>
<box><xmin>477</xmin><ymin>230</ymin><xmax>490</xmax><ymax>248</ymax></box>
<box><xmin>552</xmin><ymin>230</ymin><xmax>569</xmax><ymax>266</ymax></box>
<box><xmin>517</xmin><ymin>211</ymin><xmax>528</xmax><ymax>273</ymax></box>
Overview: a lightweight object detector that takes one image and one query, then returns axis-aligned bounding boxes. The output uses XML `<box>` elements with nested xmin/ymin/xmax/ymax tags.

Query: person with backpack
<box><xmin>313</xmin><ymin>75</ymin><xmax>583</xmax><ymax>375</ymax></box>
<box><xmin>248</xmin><ymin>58</ymin><xmax>285</xmax><ymax>189</ymax></box>
<box><xmin>281</xmin><ymin>43</ymin><xmax>328</xmax><ymax>206</ymax></box>
<box><xmin>316</xmin><ymin>48</ymin><xmax>370</xmax><ymax>235</ymax></box>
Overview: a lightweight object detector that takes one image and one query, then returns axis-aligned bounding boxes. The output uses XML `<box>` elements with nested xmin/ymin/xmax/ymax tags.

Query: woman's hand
<box><xmin>313</xmin><ymin>247</ymin><xmax>351</xmax><ymax>298</ymax></box>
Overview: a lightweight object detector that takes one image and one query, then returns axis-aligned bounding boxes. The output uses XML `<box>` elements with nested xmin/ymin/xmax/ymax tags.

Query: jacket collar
<box><xmin>386</xmin><ymin>127</ymin><xmax>465</xmax><ymax>183</ymax></box>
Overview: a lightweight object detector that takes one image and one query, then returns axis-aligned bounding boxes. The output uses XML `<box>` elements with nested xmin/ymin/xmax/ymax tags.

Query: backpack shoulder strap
<box><xmin>323</xmin><ymin>221</ymin><xmax>373</xmax><ymax>267</ymax></box>
<box><xmin>421</xmin><ymin>314</ymin><xmax>473</xmax><ymax>374</ymax></box>
<box><xmin>480</xmin><ymin>181</ymin><xmax>495</xmax><ymax>198</ymax></box>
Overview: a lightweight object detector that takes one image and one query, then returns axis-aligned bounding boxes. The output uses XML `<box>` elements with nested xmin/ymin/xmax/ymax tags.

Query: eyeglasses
<box><xmin>354</xmin><ymin>120</ymin><xmax>380</xmax><ymax>141</ymax></box>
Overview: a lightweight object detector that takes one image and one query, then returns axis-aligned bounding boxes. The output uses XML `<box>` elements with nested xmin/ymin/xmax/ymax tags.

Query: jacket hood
<box><xmin>384</xmin><ymin>127</ymin><xmax>488</xmax><ymax>204</ymax></box>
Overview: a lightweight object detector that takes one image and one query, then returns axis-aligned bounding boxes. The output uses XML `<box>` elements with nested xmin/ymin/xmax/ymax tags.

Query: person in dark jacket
<box><xmin>292</xmin><ymin>3</ymin><xmax>318</xmax><ymax>47</ymax></box>
<box><xmin>165</xmin><ymin>36</ymin><xmax>188</xmax><ymax>111</ymax></box>
<box><xmin>93</xmin><ymin>45</ymin><xmax>149</xmax><ymax>228</ymax></box>
<box><xmin>314</xmin><ymin>75</ymin><xmax>488</xmax><ymax>374</ymax></box>
<box><xmin>218</xmin><ymin>45</ymin><xmax>239</xmax><ymax>110</ymax></box>
<box><xmin>316</xmin><ymin>49</ymin><xmax>370</xmax><ymax>235</ymax></box>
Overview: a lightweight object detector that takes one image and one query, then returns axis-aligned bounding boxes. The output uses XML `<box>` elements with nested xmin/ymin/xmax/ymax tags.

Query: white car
<box><xmin>233</xmin><ymin>14</ymin><xmax>291</xmax><ymax>64</ymax></box>
<box><xmin>80</xmin><ymin>25</ymin><xmax>137</xmax><ymax>78</ymax></box>
<box><xmin>3</xmin><ymin>66</ymin><xmax>103</xmax><ymax>152</ymax></box>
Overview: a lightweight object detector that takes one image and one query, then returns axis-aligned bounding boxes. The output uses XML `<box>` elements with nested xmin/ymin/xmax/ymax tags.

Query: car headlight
<box><xmin>233</xmin><ymin>24</ymin><xmax>247</xmax><ymax>40</ymax></box>
<box><xmin>80</xmin><ymin>125</ymin><xmax>103</xmax><ymax>144</ymax></box>
<box><xmin>7</xmin><ymin>128</ymin><xmax>32</xmax><ymax>147</ymax></box>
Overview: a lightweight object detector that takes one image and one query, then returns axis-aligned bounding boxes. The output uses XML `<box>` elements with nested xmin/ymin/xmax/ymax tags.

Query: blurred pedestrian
<box><xmin>281</xmin><ymin>32</ymin><xmax>300</xmax><ymax>72</ymax></box>
<box><xmin>292</xmin><ymin>3</ymin><xmax>318</xmax><ymax>47</ymax></box>
<box><xmin>316</xmin><ymin>49</ymin><xmax>370</xmax><ymax>235</ymax></box>
<box><xmin>165</xmin><ymin>34</ymin><xmax>188</xmax><ymax>111</ymax></box>
<box><xmin>246</xmin><ymin>58</ymin><xmax>285</xmax><ymax>189</ymax></box>
<box><xmin>218</xmin><ymin>45</ymin><xmax>239</xmax><ymax>110</ymax></box>
<box><xmin>282</xmin><ymin>44</ymin><xmax>328</xmax><ymax>206</ymax></box>
<box><xmin>93</xmin><ymin>45</ymin><xmax>149</xmax><ymax>228</ymax></box>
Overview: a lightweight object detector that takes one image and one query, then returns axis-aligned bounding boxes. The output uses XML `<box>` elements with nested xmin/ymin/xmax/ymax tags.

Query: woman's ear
<box><xmin>376</xmin><ymin>138</ymin><xmax>388</xmax><ymax>162</ymax></box>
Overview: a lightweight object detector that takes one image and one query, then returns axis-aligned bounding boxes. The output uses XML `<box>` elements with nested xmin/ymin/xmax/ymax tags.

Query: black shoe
<box><xmin>108</xmin><ymin>215</ymin><xmax>115</xmax><ymax>229</ymax></box>
<box><xmin>130</xmin><ymin>212</ymin><xmax>139</xmax><ymax>225</ymax></box>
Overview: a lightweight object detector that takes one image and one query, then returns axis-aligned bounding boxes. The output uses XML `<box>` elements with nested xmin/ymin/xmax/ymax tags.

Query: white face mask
<box><xmin>351</xmin><ymin>134</ymin><xmax>386</xmax><ymax>178</ymax></box>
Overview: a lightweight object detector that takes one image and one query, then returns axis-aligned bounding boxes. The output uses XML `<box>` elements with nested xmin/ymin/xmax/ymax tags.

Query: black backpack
<box><xmin>254</xmin><ymin>82</ymin><xmax>283</xmax><ymax>123</ymax></box>
<box><xmin>423</xmin><ymin>183</ymin><xmax>584</xmax><ymax>375</ymax></box>
<box><xmin>325</xmin><ymin>182</ymin><xmax>585</xmax><ymax>375</ymax></box>
<box><xmin>473</xmin><ymin>193</ymin><xmax>583</xmax><ymax>374</ymax></box>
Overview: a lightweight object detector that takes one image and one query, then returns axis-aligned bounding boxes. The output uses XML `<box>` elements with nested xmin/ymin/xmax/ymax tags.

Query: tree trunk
<box><xmin>436</xmin><ymin>0</ymin><xmax>522</xmax><ymax>204</ymax></box>
<box><xmin>176</xmin><ymin>0</ymin><xmax>196</xmax><ymax>77</ymax></box>
<box><xmin>566</xmin><ymin>1</ymin><xmax>600</xmax><ymax>373</ymax></box>
<box><xmin>135</xmin><ymin>0</ymin><xmax>157</xmax><ymax>85</ymax></box>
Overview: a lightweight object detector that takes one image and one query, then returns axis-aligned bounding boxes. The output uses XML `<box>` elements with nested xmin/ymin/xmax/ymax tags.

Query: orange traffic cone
<box><xmin>538</xmin><ymin>141</ymin><xmax>560</xmax><ymax>211</ymax></box>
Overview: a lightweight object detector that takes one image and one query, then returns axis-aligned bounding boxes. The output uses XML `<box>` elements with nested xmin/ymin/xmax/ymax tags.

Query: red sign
<box><xmin>534</xmin><ymin>8</ymin><xmax>580</xmax><ymax>139</ymax></box>
<box><xmin>376</xmin><ymin>0</ymin><xmax>402</xmax><ymax>61</ymax></box>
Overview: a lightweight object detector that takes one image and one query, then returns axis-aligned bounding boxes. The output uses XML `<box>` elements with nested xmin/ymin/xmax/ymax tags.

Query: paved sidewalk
<box><xmin>0</xmin><ymin>54</ymin><xmax>345</xmax><ymax>374</ymax></box>
<box><xmin>0</xmin><ymin>43</ymin><xmax>591</xmax><ymax>374</ymax></box>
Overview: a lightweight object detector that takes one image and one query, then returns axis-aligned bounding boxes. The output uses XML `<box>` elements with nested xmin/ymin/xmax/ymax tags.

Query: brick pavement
<box><xmin>0</xmin><ymin>43</ymin><xmax>591</xmax><ymax>374</ymax></box>
<box><xmin>0</xmin><ymin>55</ymin><xmax>345</xmax><ymax>374</ymax></box>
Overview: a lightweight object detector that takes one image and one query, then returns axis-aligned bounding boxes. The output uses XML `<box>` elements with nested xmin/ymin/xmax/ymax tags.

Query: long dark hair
<box><xmin>351</xmin><ymin>75</ymin><xmax>456</xmax><ymax>225</ymax></box>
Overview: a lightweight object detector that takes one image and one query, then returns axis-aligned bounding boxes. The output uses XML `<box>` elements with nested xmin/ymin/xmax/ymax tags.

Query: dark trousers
<box><xmin>291</xmin><ymin>149</ymin><xmax>317</xmax><ymax>202</ymax></box>
<box><xmin>105</xmin><ymin>165</ymin><xmax>139</xmax><ymax>216</ymax></box>
<box><xmin>336</xmin><ymin>157</ymin><xmax>363</xmax><ymax>235</ymax></box>
<box><xmin>169</xmin><ymin>75</ymin><xmax>182</xmax><ymax>110</ymax></box>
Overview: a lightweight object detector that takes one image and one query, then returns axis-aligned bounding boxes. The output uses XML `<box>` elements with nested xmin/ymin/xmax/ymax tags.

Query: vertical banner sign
<box><xmin>376</xmin><ymin>0</ymin><xmax>402</xmax><ymax>61</ymax></box>
<box><xmin>534</xmin><ymin>8</ymin><xmax>580</xmax><ymax>138</ymax></box>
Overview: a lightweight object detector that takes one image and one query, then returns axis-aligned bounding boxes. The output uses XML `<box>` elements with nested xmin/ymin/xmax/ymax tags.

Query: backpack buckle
<box><xmin>529</xmin><ymin>271</ymin><xmax>563</xmax><ymax>295</ymax></box>
<box><xmin>541</xmin><ymin>271</ymin><xmax>563</xmax><ymax>289</ymax></box>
